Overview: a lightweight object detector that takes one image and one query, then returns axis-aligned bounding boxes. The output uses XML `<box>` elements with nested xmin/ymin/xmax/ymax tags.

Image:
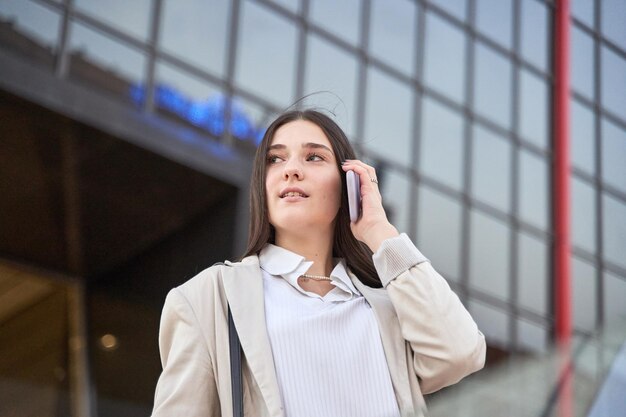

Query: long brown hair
<box><xmin>241</xmin><ymin>110</ymin><xmax>381</xmax><ymax>288</ymax></box>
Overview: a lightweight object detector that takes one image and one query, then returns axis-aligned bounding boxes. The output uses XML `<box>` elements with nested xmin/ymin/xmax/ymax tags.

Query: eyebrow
<box><xmin>267</xmin><ymin>142</ymin><xmax>333</xmax><ymax>153</ymax></box>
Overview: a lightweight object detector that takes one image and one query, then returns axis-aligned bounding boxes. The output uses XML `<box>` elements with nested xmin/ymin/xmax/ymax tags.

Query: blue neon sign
<box><xmin>130</xmin><ymin>83</ymin><xmax>265</xmax><ymax>145</ymax></box>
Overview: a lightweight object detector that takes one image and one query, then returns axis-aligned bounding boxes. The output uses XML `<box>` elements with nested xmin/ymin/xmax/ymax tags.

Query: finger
<box><xmin>342</xmin><ymin>160</ymin><xmax>378</xmax><ymax>186</ymax></box>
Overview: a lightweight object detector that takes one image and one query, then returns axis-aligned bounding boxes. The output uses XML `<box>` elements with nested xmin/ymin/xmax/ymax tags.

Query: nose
<box><xmin>283</xmin><ymin>159</ymin><xmax>303</xmax><ymax>180</ymax></box>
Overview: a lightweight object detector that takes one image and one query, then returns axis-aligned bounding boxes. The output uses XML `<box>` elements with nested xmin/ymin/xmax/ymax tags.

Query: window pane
<box><xmin>572</xmin><ymin>257</ymin><xmax>597</xmax><ymax>332</ymax></box>
<box><xmin>469</xmin><ymin>300</ymin><xmax>509</xmax><ymax>348</ymax></box>
<box><xmin>518</xmin><ymin>232</ymin><xmax>548</xmax><ymax>316</ymax></box>
<box><xmin>309</xmin><ymin>0</ymin><xmax>361</xmax><ymax>45</ymax></box>
<box><xmin>0</xmin><ymin>0</ymin><xmax>60</xmax><ymax>51</ymax></box>
<box><xmin>429</xmin><ymin>0</ymin><xmax>467</xmax><ymax>21</ymax></box>
<box><xmin>602</xmin><ymin>118</ymin><xmax>626</xmax><ymax>193</ymax></box>
<box><xmin>470</xmin><ymin>210</ymin><xmax>510</xmax><ymax>300</ymax></box>
<box><xmin>153</xmin><ymin>62</ymin><xmax>225</xmax><ymax>135</ymax></box>
<box><xmin>420</xmin><ymin>97</ymin><xmax>464</xmax><ymax>190</ymax></box>
<box><xmin>603</xmin><ymin>193</ymin><xmax>626</xmax><ymax>270</ymax></box>
<box><xmin>571</xmin><ymin>26</ymin><xmax>594</xmax><ymax>100</ymax></box>
<box><xmin>75</xmin><ymin>0</ymin><xmax>151</xmax><ymax>41</ymax></box>
<box><xmin>364</xmin><ymin>67</ymin><xmax>413</xmax><ymax>167</ymax></box>
<box><xmin>69</xmin><ymin>22</ymin><xmax>145</xmax><ymax>100</ymax></box>
<box><xmin>379</xmin><ymin>168</ymin><xmax>410</xmax><ymax>237</ymax></box>
<box><xmin>303</xmin><ymin>34</ymin><xmax>359</xmax><ymax>137</ymax></box>
<box><xmin>475</xmin><ymin>0</ymin><xmax>513</xmax><ymax>49</ymax></box>
<box><xmin>572</xmin><ymin>0</ymin><xmax>595</xmax><ymax>27</ymax></box>
<box><xmin>601</xmin><ymin>0</ymin><xmax>626</xmax><ymax>50</ymax></box>
<box><xmin>417</xmin><ymin>186</ymin><xmax>462</xmax><ymax>281</ymax></box>
<box><xmin>519</xmin><ymin>151</ymin><xmax>549</xmax><ymax>230</ymax></box>
<box><xmin>520</xmin><ymin>0</ymin><xmax>549</xmax><ymax>72</ymax></box>
<box><xmin>572</xmin><ymin>177</ymin><xmax>597</xmax><ymax>253</ymax></box>
<box><xmin>518</xmin><ymin>319</ymin><xmax>548</xmax><ymax>353</ymax></box>
<box><xmin>604</xmin><ymin>271</ymin><xmax>626</xmax><ymax>328</ymax></box>
<box><xmin>571</xmin><ymin>98</ymin><xmax>596</xmax><ymax>175</ymax></box>
<box><xmin>160</xmin><ymin>0</ymin><xmax>229</xmax><ymax>77</ymax></box>
<box><xmin>601</xmin><ymin>45</ymin><xmax>626</xmax><ymax>121</ymax></box>
<box><xmin>369</xmin><ymin>0</ymin><xmax>417</xmax><ymax>76</ymax></box>
<box><xmin>424</xmin><ymin>12</ymin><xmax>466</xmax><ymax>103</ymax></box>
<box><xmin>474</xmin><ymin>43</ymin><xmax>512</xmax><ymax>130</ymax></box>
<box><xmin>236</xmin><ymin>1</ymin><xmax>298</xmax><ymax>107</ymax></box>
<box><xmin>519</xmin><ymin>70</ymin><xmax>549</xmax><ymax>149</ymax></box>
<box><xmin>472</xmin><ymin>124</ymin><xmax>512</xmax><ymax>213</ymax></box>
<box><xmin>268</xmin><ymin>0</ymin><xmax>300</xmax><ymax>13</ymax></box>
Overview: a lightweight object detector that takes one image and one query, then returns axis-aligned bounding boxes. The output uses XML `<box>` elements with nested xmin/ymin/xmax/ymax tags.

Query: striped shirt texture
<box><xmin>259</xmin><ymin>243</ymin><xmax>401</xmax><ymax>417</ymax></box>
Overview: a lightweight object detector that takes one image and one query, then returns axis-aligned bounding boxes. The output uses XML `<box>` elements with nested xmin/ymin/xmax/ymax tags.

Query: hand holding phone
<box><xmin>346</xmin><ymin>170</ymin><xmax>361</xmax><ymax>223</ymax></box>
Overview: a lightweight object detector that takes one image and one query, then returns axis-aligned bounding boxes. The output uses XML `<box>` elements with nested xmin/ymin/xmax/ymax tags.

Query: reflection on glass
<box><xmin>420</xmin><ymin>97</ymin><xmax>464</xmax><ymax>190</ymax></box>
<box><xmin>571</xmin><ymin>26</ymin><xmax>594</xmax><ymax>99</ymax></box>
<box><xmin>572</xmin><ymin>177</ymin><xmax>596</xmax><ymax>253</ymax></box>
<box><xmin>520</xmin><ymin>0</ymin><xmax>549</xmax><ymax>72</ymax></box>
<box><xmin>236</xmin><ymin>0</ymin><xmax>297</xmax><ymax>106</ymax></box>
<box><xmin>604</xmin><ymin>271</ymin><xmax>626</xmax><ymax>328</ymax></box>
<box><xmin>517</xmin><ymin>318</ymin><xmax>548</xmax><ymax>353</ymax></box>
<box><xmin>519</xmin><ymin>70</ymin><xmax>548</xmax><ymax>149</ymax></box>
<box><xmin>475</xmin><ymin>0</ymin><xmax>512</xmax><ymax>49</ymax></box>
<box><xmin>601</xmin><ymin>0</ymin><xmax>626</xmax><ymax>50</ymax></box>
<box><xmin>424</xmin><ymin>12</ymin><xmax>466</xmax><ymax>103</ymax></box>
<box><xmin>363</xmin><ymin>67</ymin><xmax>413</xmax><ymax>166</ymax></box>
<box><xmin>571</xmin><ymin>98</ymin><xmax>596</xmax><ymax>175</ymax></box>
<box><xmin>601</xmin><ymin>45</ymin><xmax>626</xmax><ymax>121</ymax></box>
<box><xmin>474</xmin><ymin>42</ymin><xmax>512</xmax><ymax>130</ymax></box>
<box><xmin>156</xmin><ymin>63</ymin><xmax>219</xmax><ymax>102</ymax></box>
<box><xmin>602</xmin><ymin>193</ymin><xmax>626</xmax><ymax>270</ymax></box>
<box><xmin>74</xmin><ymin>0</ymin><xmax>151</xmax><ymax>41</ymax></box>
<box><xmin>160</xmin><ymin>0</ymin><xmax>229</xmax><ymax>77</ymax></box>
<box><xmin>429</xmin><ymin>0</ymin><xmax>467</xmax><ymax>21</ymax></box>
<box><xmin>519</xmin><ymin>151</ymin><xmax>548</xmax><ymax>230</ymax></box>
<box><xmin>379</xmin><ymin>168</ymin><xmax>410</xmax><ymax>238</ymax></box>
<box><xmin>572</xmin><ymin>0</ymin><xmax>595</xmax><ymax>27</ymax></box>
<box><xmin>303</xmin><ymin>34</ymin><xmax>359</xmax><ymax>137</ymax></box>
<box><xmin>472</xmin><ymin>124</ymin><xmax>511</xmax><ymax>213</ymax></box>
<box><xmin>601</xmin><ymin>118</ymin><xmax>626</xmax><ymax>193</ymax></box>
<box><xmin>469</xmin><ymin>299</ymin><xmax>510</xmax><ymax>348</ymax></box>
<box><xmin>0</xmin><ymin>0</ymin><xmax>60</xmax><ymax>51</ymax></box>
<box><xmin>417</xmin><ymin>186</ymin><xmax>462</xmax><ymax>281</ymax></box>
<box><xmin>69</xmin><ymin>22</ymin><xmax>145</xmax><ymax>95</ymax></box>
<box><xmin>369</xmin><ymin>0</ymin><xmax>417</xmax><ymax>76</ymax></box>
<box><xmin>469</xmin><ymin>209</ymin><xmax>510</xmax><ymax>300</ymax></box>
<box><xmin>573</xmin><ymin>257</ymin><xmax>597</xmax><ymax>332</ymax></box>
<box><xmin>518</xmin><ymin>232</ymin><xmax>548</xmax><ymax>316</ymax></box>
<box><xmin>309</xmin><ymin>0</ymin><xmax>361</xmax><ymax>45</ymax></box>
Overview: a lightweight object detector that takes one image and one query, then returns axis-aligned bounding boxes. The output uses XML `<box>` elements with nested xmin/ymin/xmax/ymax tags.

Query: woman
<box><xmin>151</xmin><ymin>110</ymin><xmax>486</xmax><ymax>417</ymax></box>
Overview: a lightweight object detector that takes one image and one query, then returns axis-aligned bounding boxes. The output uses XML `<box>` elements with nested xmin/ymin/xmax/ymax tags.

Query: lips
<box><xmin>279</xmin><ymin>187</ymin><xmax>309</xmax><ymax>198</ymax></box>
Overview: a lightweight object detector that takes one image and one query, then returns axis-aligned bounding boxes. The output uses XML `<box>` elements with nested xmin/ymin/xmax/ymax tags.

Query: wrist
<box><xmin>364</xmin><ymin>223</ymin><xmax>399</xmax><ymax>253</ymax></box>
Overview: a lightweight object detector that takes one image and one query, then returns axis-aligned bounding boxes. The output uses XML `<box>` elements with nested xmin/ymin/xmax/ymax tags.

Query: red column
<box><xmin>553</xmin><ymin>1</ymin><xmax>572</xmax><ymax>416</ymax></box>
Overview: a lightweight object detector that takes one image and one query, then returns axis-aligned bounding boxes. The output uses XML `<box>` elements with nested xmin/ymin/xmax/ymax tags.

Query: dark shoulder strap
<box><xmin>220</xmin><ymin>260</ymin><xmax>243</xmax><ymax>417</ymax></box>
<box><xmin>228</xmin><ymin>305</ymin><xmax>243</xmax><ymax>417</ymax></box>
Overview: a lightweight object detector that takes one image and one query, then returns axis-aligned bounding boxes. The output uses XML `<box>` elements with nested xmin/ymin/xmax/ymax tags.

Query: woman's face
<box><xmin>265</xmin><ymin>120</ymin><xmax>342</xmax><ymax>235</ymax></box>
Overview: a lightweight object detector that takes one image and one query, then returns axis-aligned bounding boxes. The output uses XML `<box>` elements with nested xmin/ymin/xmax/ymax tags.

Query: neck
<box><xmin>274</xmin><ymin>227</ymin><xmax>334</xmax><ymax>276</ymax></box>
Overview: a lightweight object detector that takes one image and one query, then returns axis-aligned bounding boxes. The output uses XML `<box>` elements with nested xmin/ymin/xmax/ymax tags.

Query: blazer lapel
<box><xmin>221</xmin><ymin>257</ymin><xmax>284</xmax><ymax>417</ymax></box>
<box><xmin>350</xmin><ymin>274</ymin><xmax>413</xmax><ymax>412</ymax></box>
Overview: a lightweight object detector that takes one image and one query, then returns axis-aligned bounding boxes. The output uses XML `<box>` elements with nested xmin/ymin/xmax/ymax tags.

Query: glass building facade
<box><xmin>0</xmin><ymin>0</ymin><xmax>625</xmax><ymax>416</ymax></box>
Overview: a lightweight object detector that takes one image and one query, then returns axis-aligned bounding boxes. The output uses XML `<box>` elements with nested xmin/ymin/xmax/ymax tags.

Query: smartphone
<box><xmin>346</xmin><ymin>170</ymin><xmax>361</xmax><ymax>223</ymax></box>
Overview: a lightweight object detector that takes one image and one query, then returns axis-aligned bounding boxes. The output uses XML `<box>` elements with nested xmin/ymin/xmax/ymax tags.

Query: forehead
<box><xmin>270</xmin><ymin>120</ymin><xmax>331</xmax><ymax>148</ymax></box>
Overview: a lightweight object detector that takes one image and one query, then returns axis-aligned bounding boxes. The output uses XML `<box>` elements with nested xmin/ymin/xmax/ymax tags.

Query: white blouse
<box><xmin>259</xmin><ymin>244</ymin><xmax>401</xmax><ymax>417</ymax></box>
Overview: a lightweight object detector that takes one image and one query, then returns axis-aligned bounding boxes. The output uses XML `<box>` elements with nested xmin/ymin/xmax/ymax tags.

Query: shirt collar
<box><xmin>258</xmin><ymin>244</ymin><xmax>361</xmax><ymax>300</ymax></box>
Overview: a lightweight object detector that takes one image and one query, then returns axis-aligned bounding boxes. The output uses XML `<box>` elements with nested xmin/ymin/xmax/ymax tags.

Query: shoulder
<box><xmin>172</xmin><ymin>255</ymin><xmax>260</xmax><ymax>300</ymax></box>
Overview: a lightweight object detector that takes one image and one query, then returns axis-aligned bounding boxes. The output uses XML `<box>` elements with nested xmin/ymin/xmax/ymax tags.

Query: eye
<box><xmin>267</xmin><ymin>154</ymin><xmax>283</xmax><ymax>164</ymax></box>
<box><xmin>306</xmin><ymin>153</ymin><xmax>324</xmax><ymax>162</ymax></box>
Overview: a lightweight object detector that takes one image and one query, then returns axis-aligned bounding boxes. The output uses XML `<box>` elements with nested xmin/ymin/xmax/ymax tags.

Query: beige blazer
<box><xmin>151</xmin><ymin>238</ymin><xmax>486</xmax><ymax>417</ymax></box>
